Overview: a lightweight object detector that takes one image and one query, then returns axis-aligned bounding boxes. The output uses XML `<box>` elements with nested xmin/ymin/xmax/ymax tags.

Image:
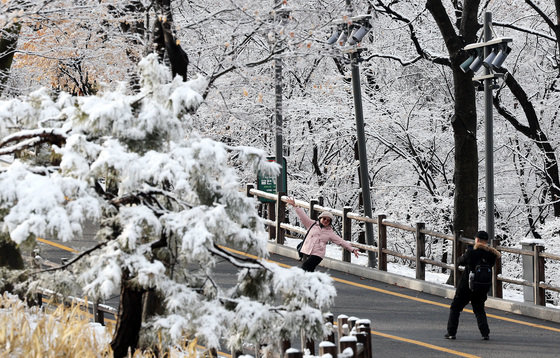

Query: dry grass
<box><xmin>0</xmin><ymin>292</ymin><xmax>112</xmax><ymax>357</ymax></box>
<box><xmin>0</xmin><ymin>293</ymin><xmax>198</xmax><ymax>358</ymax></box>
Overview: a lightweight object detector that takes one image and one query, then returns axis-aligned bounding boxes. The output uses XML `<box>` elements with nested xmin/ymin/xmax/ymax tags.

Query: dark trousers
<box><xmin>447</xmin><ymin>288</ymin><xmax>490</xmax><ymax>337</ymax></box>
<box><xmin>301</xmin><ymin>255</ymin><xmax>323</xmax><ymax>272</ymax></box>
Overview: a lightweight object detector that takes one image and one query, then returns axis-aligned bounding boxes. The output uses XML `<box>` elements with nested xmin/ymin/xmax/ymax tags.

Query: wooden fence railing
<box><xmin>25</xmin><ymin>254</ymin><xmax>117</xmax><ymax>327</ymax></box>
<box><xmin>36</xmin><ymin>287</ymin><xmax>117</xmax><ymax>326</ymax></box>
<box><xmin>37</xmin><ymin>287</ymin><xmax>369</xmax><ymax>358</ymax></box>
<box><xmin>246</xmin><ymin>184</ymin><xmax>560</xmax><ymax>307</ymax></box>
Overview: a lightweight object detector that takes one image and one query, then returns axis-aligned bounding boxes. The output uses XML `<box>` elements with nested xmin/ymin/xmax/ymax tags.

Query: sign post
<box><xmin>257</xmin><ymin>156</ymin><xmax>287</xmax><ymax>203</ymax></box>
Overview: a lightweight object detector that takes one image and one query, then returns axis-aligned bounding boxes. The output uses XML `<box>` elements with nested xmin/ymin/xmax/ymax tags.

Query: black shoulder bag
<box><xmin>296</xmin><ymin>222</ymin><xmax>316</xmax><ymax>260</ymax></box>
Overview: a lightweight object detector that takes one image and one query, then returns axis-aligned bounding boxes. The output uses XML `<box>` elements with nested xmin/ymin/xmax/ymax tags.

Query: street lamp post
<box><xmin>272</xmin><ymin>1</ymin><xmax>287</xmax><ymax>195</ymax></box>
<box><xmin>460</xmin><ymin>11</ymin><xmax>512</xmax><ymax>244</ymax></box>
<box><xmin>461</xmin><ymin>12</ymin><xmax>512</xmax><ymax>297</ymax></box>
<box><xmin>349</xmin><ymin>49</ymin><xmax>376</xmax><ymax>268</ymax></box>
<box><xmin>483</xmin><ymin>12</ymin><xmax>495</xmax><ymax>244</ymax></box>
<box><xmin>327</xmin><ymin>7</ymin><xmax>376</xmax><ymax>268</ymax></box>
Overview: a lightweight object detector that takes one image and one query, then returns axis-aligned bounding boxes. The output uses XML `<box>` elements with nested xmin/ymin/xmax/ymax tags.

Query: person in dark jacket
<box><xmin>445</xmin><ymin>230</ymin><xmax>501</xmax><ymax>340</ymax></box>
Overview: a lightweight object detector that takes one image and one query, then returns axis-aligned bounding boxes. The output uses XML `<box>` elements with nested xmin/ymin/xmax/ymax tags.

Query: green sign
<box><xmin>257</xmin><ymin>157</ymin><xmax>287</xmax><ymax>203</ymax></box>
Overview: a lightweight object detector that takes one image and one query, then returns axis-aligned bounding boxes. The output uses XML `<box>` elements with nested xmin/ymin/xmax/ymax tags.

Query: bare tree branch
<box><xmin>36</xmin><ymin>241</ymin><xmax>109</xmax><ymax>274</ymax></box>
<box><xmin>493</xmin><ymin>21</ymin><xmax>556</xmax><ymax>42</ymax></box>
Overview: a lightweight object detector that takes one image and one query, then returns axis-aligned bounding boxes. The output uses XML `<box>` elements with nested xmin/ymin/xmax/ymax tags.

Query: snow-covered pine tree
<box><xmin>0</xmin><ymin>54</ymin><xmax>336</xmax><ymax>356</ymax></box>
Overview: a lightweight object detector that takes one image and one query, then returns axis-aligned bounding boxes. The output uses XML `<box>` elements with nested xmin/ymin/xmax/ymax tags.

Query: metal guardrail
<box><xmin>247</xmin><ymin>184</ymin><xmax>560</xmax><ymax>306</ymax></box>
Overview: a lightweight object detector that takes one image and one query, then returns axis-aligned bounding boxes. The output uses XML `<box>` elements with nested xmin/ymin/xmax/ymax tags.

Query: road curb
<box><xmin>266</xmin><ymin>241</ymin><xmax>560</xmax><ymax>324</ymax></box>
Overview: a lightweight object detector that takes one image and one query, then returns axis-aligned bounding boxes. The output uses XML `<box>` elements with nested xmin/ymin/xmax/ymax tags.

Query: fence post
<box><xmin>37</xmin><ymin>292</ymin><xmax>43</xmax><ymax>308</ymax></box>
<box><xmin>357</xmin><ymin>319</ymin><xmax>371</xmax><ymax>358</ymax></box>
<box><xmin>534</xmin><ymin>244</ymin><xmax>546</xmax><ymax>306</ymax></box>
<box><xmin>339</xmin><ymin>336</ymin><xmax>358</xmax><ymax>358</ymax></box>
<box><xmin>280</xmin><ymin>339</ymin><xmax>291</xmax><ymax>357</ymax></box>
<box><xmin>416</xmin><ymin>222</ymin><xmax>425</xmax><ymax>280</ymax></box>
<box><xmin>310</xmin><ymin>199</ymin><xmax>319</xmax><ymax>220</ymax></box>
<box><xmin>268</xmin><ymin>202</ymin><xmax>276</xmax><ymax>241</ymax></box>
<box><xmin>348</xmin><ymin>316</ymin><xmax>358</xmax><ymax>331</ymax></box>
<box><xmin>324</xmin><ymin>313</ymin><xmax>335</xmax><ymax>343</ymax></box>
<box><xmin>521</xmin><ymin>241</ymin><xmax>545</xmax><ymax>304</ymax></box>
<box><xmin>319</xmin><ymin>341</ymin><xmax>337</xmax><ymax>357</ymax></box>
<box><xmin>377</xmin><ymin>214</ymin><xmax>387</xmax><ymax>271</ymax></box>
<box><xmin>93</xmin><ymin>301</ymin><xmax>104</xmax><ymax>325</ymax></box>
<box><xmin>491</xmin><ymin>236</ymin><xmax>502</xmax><ymax>298</ymax></box>
<box><xmin>284</xmin><ymin>349</ymin><xmax>303</xmax><ymax>358</ymax></box>
<box><xmin>305</xmin><ymin>338</ymin><xmax>315</xmax><ymax>356</ymax></box>
<box><xmin>453</xmin><ymin>231</ymin><xmax>463</xmax><ymax>288</ymax></box>
<box><xmin>300</xmin><ymin>328</ymin><xmax>315</xmax><ymax>356</ymax></box>
<box><xmin>276</xmin><ymin>192</ymin><xmax>286</xmax><ymax>244</ymax></box>
<box><xmin>246</xmin><ymin>183</ymin><xmax>254</xmax><ymax>198</ymax></box>
<box><xmin>343</xmin><ymin>206</ymin><xmax>352</xmax><ymax>263</ymax></box>
<box><xmin>353</xmin><ymin>331</ymin><xmax>367</xmax><ymax>358</ymax></box>
<box><xmin>337</xmin><ymin>314</ymin><xmax>349</xmax><ymax>352</ymax></box>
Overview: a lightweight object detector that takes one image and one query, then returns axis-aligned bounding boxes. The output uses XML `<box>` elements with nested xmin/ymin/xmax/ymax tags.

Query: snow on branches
<box><xmin>0</xmin><ymin>54</ymin><xmax>336</xmax><ymax>352</ymax></box>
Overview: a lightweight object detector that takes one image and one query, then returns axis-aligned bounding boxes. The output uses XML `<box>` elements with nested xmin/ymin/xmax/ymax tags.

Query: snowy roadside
<box><xmin>282</xmin><ymin>237</ymin><xmax>537</xmax><ymax>308</ymax></box>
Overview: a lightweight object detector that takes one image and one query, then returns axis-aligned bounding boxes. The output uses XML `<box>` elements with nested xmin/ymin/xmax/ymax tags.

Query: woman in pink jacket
<box><xmin>286</xmin><ymin>198</ymin><xmax>359</xmax><ymax>272</ymax></box>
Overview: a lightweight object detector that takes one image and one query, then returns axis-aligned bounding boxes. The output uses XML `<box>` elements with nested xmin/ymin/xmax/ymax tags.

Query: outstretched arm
<box><xmin>330</xmin><ymin>233</ymin><xmax>359</xmax><ymax>258</ymax></box>
<box><xmin>286</xmin><ymin>197</ymin><xmax>314</xmax><ymax>229</ymax></box>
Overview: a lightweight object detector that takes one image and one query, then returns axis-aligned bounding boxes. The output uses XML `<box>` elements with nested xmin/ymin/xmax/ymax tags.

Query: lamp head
<box><xmin>460</xmin><ymin>54</ymin><xmax>475</xmax><ymax>73</ymax></box>
<box><xmin>482</xmin><ymin>49</ymin><xmax>497</xmax><ymax>69</ymax></box>
<box><xmin>347</xmin><ymin>24</ymin><xmax>371</xmax><ymax>45</ymax></box>
<box><xmin>491</xmin><ymin>45</ymin><xmax>512</xmax><ymax>69</ymax></box>
<box><xmin>327</xmin><ymin>29</ymin><xmax>341</xmax><ymax>45</ymax></box>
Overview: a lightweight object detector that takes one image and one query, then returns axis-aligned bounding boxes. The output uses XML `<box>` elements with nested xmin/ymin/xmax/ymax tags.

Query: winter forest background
<box><xmin>1</xmin><ymin>0</ymin><xmax>560</xmax><ymax>356</ymax></box>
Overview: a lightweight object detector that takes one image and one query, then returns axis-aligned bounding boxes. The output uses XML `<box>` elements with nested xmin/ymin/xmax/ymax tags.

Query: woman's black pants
<box><xmin>301</xmin><ymin>255</ymin><xmax>323</xmax><ymax>272</ymax></box>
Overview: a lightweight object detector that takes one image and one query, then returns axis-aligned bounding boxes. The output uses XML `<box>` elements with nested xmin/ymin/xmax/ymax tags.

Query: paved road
<box><xmin>267</xmin><ymin>254</ymin><xmax>560</xmax><ymax>358</ymax></box>
<box><xmin>37</xmin><ymin>238</ymin><xmax>560</xmax><ymax>358</ymax></box>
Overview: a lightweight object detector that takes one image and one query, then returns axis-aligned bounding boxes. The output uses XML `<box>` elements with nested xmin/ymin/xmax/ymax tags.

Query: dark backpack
<box><xmin>297</xmin><ymin>222</ymin><xmax>316</xmax><ymax>260</ymax></box>
<box><xmin>469</xmin><ymin>259</ymin><xmax>492</xmax><ymax>291</ymax></box>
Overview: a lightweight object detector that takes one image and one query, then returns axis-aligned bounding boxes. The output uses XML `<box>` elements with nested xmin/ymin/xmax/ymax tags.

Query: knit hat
<box><xmin>476</xmin><ymin>230</ymin><xmax>489</xmax><ymax>241</ymax></box>
<box><xmin>318</xmin><ymin>211</ymin><xmax>334</xmax><ymax>221</ymax></box>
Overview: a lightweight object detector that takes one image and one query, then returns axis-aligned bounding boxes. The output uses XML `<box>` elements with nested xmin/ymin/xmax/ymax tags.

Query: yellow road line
<box><xmin>331</xmin><ymin>277</ymin><xmax>560</xmax><ymax>333</ymax></box>
<box><xmin>39</xmin><ymin>241</ymin><xmax>560</xmax><ymax>352</ymax></box>
<box><xmin>223</xmin><ymin>247</ymin><xmax>560</xmax><ymax>333</ymax></box>
<box><xmin>224</xmin><ymin>247</ymin><xmax>477</xmax><ymax>357</ymax></box>
<box><xmin>484</xmin><ymin>312</ymin><xmax>560</xmax><ymax>332</ymax></box>
<box><xmin>369</xmin><ymin>330</ymin><xmax>479</xmax><ymax>357</ymax></box>
<box><xmin>37</xmin><ymin>237</ymin><xmax>79</xmax><ymax>253</ymax></box>
<box><xmin>332</xmin><ymin>323</ymin><xmax>479</xmax><ymax>358</ymax></box>
<box><xmin>333</xmin><ymin>276</ymin><xmax>450</xmax><ymax>308</ymax></box>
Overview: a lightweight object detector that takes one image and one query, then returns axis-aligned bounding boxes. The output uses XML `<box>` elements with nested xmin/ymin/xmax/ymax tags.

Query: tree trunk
<box><xmin>312</xmin><ymin>145</ymin><xmax>325</xmax><ymax>186</ymax></box>
<box><xmin>111</xmin><ymin>277</ymin><xmax>145</xmax><ymax>358</ymax></box>
<box><xmin>0</xmin><ymin>21</ymin><xmax>21</xmax><ymax>95</ymax></box>
<box><xmin>154</xmin><ymin>0</ymin><xmax>189</xmax><ymax>81</ymax></box>
<box><xmin>0</xmin><ymin>235</ymin><xmax>24</xmax><ymax>269</ymax></box>
<box><xmin>426</xmin><ymin>0</ymin><xmax>481</xmax><ymax>239</ymax></box>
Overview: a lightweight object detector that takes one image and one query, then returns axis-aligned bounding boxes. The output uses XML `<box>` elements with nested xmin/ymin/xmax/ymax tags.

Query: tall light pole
<box><xmin>327</xmin><ymin>2</ymin><xmax>376</xmax><ymax>268</ymax></box>
<box><xmin>272</xmin><ymin>1</ymin><xmax>287</xmax><ymax>194</ymax></box>
<box><xmin>349</xmin><ymin>49</ymin><xmax>376</xmax><ymax>268</ymax></box>
<box><xmin>461</xmin><ymin>11</ymin><xmax>513</xmax><ymax>243</ymax></box>
<box><xmin>482</xmin><ymin>12</ymin><xmax>495</xmax><ymax>243</ymax></box>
